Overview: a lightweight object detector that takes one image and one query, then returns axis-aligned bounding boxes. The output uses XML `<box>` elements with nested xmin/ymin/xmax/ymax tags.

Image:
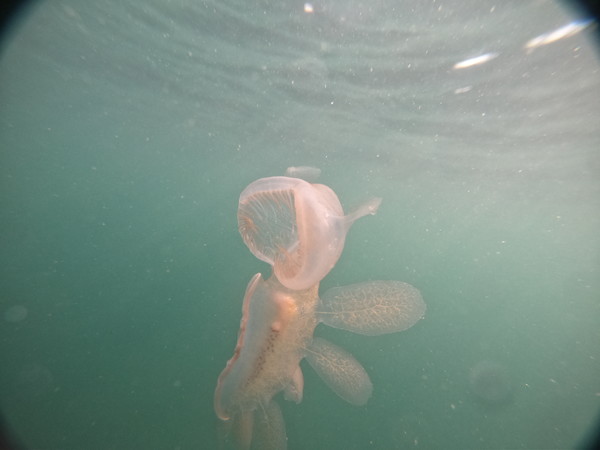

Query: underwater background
<box><xmin>1</xmin><ymin>1</ymin><xmax>599</xmax><ymax>449</ymax></box>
